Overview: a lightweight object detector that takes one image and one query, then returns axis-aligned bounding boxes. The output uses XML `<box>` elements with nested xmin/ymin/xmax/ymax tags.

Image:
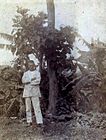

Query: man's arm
<box><xmin>31</xmin><ymin>71</ymin><xmax>41</xmax><ymax>85</ymax></box>
<box><xmin>22</xmin><ymin>72</ymin><xmax>31</xmax><ymax>84</ymax></box>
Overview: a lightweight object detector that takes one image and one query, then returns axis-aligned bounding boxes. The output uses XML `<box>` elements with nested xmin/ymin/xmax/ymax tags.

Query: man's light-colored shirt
<box><xmin>22</xmin><ymin>70</ymin><xmax>41</xmax><ymax>98</ymax></box>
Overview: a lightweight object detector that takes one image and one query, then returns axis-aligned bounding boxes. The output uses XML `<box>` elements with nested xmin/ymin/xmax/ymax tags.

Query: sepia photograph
<box><xmin>0</xmin><ymin>0</ymin><xmax>106</xmax><ymax>139</ymax></box>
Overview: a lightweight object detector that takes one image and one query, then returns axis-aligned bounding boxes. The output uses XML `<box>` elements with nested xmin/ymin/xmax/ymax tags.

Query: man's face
<box><xmin>28</xmin><ymin>62</ymin><xmax>36</xmax><ymax>71</ymax></box>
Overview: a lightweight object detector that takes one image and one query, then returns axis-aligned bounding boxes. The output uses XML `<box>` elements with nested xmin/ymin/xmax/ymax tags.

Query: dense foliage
<box><xmin>11</xmin><ymin>7</ymin><xmax>76</xmax><ymax>72</ymax></box>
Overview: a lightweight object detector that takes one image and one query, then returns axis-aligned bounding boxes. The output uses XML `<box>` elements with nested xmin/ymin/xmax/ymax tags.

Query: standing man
<box><xmin>22</xmin><ymin>60</ymin><xmax>43</xmax><ymax>126</ymax></box>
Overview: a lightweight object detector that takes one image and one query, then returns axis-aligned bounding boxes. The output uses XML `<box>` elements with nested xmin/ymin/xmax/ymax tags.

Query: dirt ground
<box><xmin>0</xmin><ymin>113</ymin><xmax>106</xmax><ymax>140</ymax></box>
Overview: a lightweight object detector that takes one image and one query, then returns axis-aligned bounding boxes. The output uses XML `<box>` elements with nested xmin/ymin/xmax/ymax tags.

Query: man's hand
<box><xmin>31</xmin><ymin>77</ymin><xmax>36</xmax><ymax>81</ymax></box>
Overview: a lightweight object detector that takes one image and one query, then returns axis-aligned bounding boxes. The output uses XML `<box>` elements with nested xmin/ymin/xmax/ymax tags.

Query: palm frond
<box><xmin>0</xmin><ymin>44</ymin><xmax>12</xmax><ymax>50</ymax></box>
<box><xmin>0</xmin><ymin>33</ymin><xmax>13</xmax><ymax>42</ymax></box>
<box><xmin>74</xmin><ymin>32</ymin><xmax>91</xmax><ymax>48</ymax></box>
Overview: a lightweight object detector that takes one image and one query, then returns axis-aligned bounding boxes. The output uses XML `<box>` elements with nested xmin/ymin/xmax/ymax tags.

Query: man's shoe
<box><xmin>25</xmin><ymin>122</ymin><xmax>32</xmax><ymax>127</ymax></box>
<box><xmin>37</xmin><ymin>124</ymin><xmax>44</xmax><ymax>128</ymax></box>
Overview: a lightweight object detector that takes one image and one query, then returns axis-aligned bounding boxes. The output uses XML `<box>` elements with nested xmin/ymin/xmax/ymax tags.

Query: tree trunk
<box><xmin>46</xmin><ymin>0</ymin><xmax>55</xmax><ymax>29</ymax></box>
<box><xmin>46</xmin><ymin>0</ymin><xmax>58</xmax><ymax>115</ymax></box>
<box><xmin>47</xmin><ymin>60</ymin><xmax>58</xmax><ymax>115</ymax></box>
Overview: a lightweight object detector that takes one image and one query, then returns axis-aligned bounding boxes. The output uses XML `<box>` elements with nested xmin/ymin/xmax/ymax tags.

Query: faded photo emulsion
<box><xmin>0</xmin><ymin>0</ymin><xmax>106</xmax><ymax>139</ymax></box>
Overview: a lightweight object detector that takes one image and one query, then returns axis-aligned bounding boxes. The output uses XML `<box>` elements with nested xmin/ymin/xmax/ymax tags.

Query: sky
<box><xmin>0</xmin><ymin>0</ymin><xmax>106</xmax><ymax>65</ymax></box>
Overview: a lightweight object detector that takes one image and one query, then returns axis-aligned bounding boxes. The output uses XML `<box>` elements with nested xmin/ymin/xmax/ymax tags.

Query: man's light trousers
<box><xmin>25</xmin><ymin>97</ymin><xmax>43</xmax><ymax>124</ymax></box>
